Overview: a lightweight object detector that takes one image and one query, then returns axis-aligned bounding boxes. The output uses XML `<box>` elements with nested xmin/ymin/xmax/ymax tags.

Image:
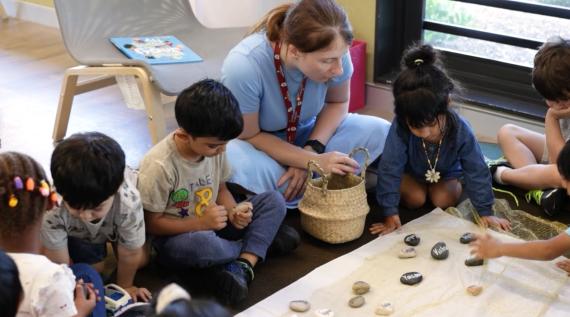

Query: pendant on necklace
<box><xmin>425</xmin><ymin>168</ymin><xmax>441</xmax><ymax>183</ymax></box>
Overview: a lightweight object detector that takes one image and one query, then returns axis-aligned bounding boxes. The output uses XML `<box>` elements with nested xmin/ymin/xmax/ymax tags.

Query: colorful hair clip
<box><xmin>49</xmin><ymin>191</ymin><xmax>59</xmax><ymax>207</ymax></box>
<box><xmin>25</xmin><ymin>177</ymin><xmax>35</xmax><ymax>191</ymax></box>
<box><xmin>14</xmin><ymin>176</ymin><xmax>23</xmax><ymax>190</ymax></box>
<box><xmin>39</xmin><ymin>180</ymin><xmax>50</xmax><ymax>197</ymax></box>
<box><xmin>8</xmin><ymin>194</ymin><xmax>18</xmax><ymax>208</ymax></box>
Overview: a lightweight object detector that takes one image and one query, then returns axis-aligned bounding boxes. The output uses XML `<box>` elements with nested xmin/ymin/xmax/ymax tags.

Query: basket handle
<box><xmin>349</xmin><ymin>147</ymin><xmax>370</xmax><ymax>179</ymax></box>
<box><xmin>305</xmin><ymin>160</ymin><xmax>329</xmax><ymax>194</ymax></box>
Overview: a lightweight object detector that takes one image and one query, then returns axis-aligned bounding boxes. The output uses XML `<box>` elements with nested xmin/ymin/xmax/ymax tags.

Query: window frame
<box><xmin>374</xmin><ymin>0</ymin><xmax>570</xmax><ymax>120</ymax></box>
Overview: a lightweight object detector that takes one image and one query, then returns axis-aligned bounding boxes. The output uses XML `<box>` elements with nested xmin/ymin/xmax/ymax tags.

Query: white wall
<box><xmin>188</xmin><ymin>0</ymin><xmax>290</xmax><ymax>28</ymax></box>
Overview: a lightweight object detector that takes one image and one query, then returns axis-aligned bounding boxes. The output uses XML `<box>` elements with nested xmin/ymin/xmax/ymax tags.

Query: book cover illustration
<box><xmin>110</xmin><ymin>35</ymin><xmax>203</xmax><ymax>65</ymax></box>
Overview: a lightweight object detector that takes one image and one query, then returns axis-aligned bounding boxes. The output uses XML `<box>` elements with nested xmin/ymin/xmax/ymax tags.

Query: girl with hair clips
<box><xmin>0</xmin><ymin>152</ymin><xmax>105</xmax><ymax>317</ymax></box>
<box><xmin>222</xmin><ymin>0</ymin><xmax>391</xmax><ymax>206</ymax></box>
<box><xmin>369</xmin><ymin>44</ymin><xmax>511</xmax><ymax>236</ymax></box>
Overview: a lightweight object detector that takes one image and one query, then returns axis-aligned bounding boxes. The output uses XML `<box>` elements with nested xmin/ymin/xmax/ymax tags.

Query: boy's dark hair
<box><xmin>0</xmin><ymin>250</ymin><xmax>22</xmax><ymax>317</ymax></box>
<box><xmin>532</xmin><ymin>37</ymin><xmax>570</xmax><ymax>101</ymax></box>
<box><xmin>51</xmin><ymin>132</ymin><xmax>125</xmax><ymax>210</ymax></box>
<box><xmin>175</xmin><ymin>79</ymin><xmax>243</xmax><ymax>141</ymax></box>
<box><xmin>557</xmin><ymin>140</ymin><xmax>570</xmax><ymax>180</ymax></box>
<box><xmin>148</xmin><ymin>299</ymin><xmax>231</xmax><ymax>317</ymax></box>
<box><xmin>392</xmin><ymin>44</ymin><xmax>458</xmax><ymax>136</ymax></box>
<box><xmin>0</xmin><ymin>152</ymin><xmax>50</xmax><ymax>239</ymax></box>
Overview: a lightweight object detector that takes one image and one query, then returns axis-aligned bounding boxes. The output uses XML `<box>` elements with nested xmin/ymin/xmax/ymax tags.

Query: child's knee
<box><xmin>254</xmin><ymin>191</ymin><xmax>286</xmax><ymax>215</ymax></box>
<box><xmin>430</xmin><ymin>191</ymin><xmax>457</xmax><ymax>209</ymax></box>
<box><xmin>401</xmin><ymin>192</ymin><xmax>426</xmax><ymax>209</ymax></box>
<box><xmin>497</xmin><ymin>124</ymin><xmax>523</xmax><ymax>142</ymax></box>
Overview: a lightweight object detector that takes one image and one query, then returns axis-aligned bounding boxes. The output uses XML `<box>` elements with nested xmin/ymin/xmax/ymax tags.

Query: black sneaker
<box><xmin>268</xmin><ymin>224</ymin><xmax>300</xmax><ymax>256</ymax></box>
<box><xmin>485</xmin><ymin>157</ymin><xmax>511</xmax><ymax>181</ymax></box>
<box><xmin>213</xmin><ymin>260</ymin><xmax>252</xmax><ymax>305</ymax></box>
<box><xmin>526</xmin><ymin>188</ymin><xmax>567</xmax><ymax>217</ymax></box>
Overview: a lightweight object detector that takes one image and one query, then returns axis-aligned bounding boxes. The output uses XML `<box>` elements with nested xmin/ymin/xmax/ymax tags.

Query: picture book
<box><xmin>109</xmin><ymin>35</ymin><xmax>202</xmax><ymax>65</ymax></box>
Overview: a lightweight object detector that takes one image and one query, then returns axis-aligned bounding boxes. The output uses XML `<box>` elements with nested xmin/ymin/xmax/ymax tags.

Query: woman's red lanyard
<box><xmin>273</xmin><ymin>41</ymin><xmax>307</xmax><ymax>144</ymax></box>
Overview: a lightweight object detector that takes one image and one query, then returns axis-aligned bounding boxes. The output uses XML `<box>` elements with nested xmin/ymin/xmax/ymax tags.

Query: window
<box><xmin>374</xmin><ymin>0</ymin><xmax>570</xmax><ymax>119</ymax></box>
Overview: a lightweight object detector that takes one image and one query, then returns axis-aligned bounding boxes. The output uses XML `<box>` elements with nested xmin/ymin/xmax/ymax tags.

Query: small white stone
<box><xmin>375</xmin><ymin>301</ymin><xmax>394</xmax><ymax>315</ymax></box>
<box><xmin>314</xmin><ymin>308</ymin><xmax>334</xmax><ymax>317</ymax></box>
<box><xmin>398</xmin><ymin>246</ymin><xmax>417</xmax><ymax>258</ymax></box>
<box><xmin>289</xmin><ymin>300</ymin><xmax>310</xmax><ymax>312</ymax></box>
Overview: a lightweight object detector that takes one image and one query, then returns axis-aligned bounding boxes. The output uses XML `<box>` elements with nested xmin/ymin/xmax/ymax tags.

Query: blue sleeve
<box><xmin>376</xmin><ymin>120</ymin><xmax>409</xmax><ymax>217</ymax></box>
<box><xmin>221</xmin><ymin>52</ymin><xmax>262</xmax><ymax>114</ymax></box>
<box><xmin>457</xmin><ymin>120</ymin><xmax>494</xmax><ymax>217</ymax></box>
<box><xmin>328</xmin><ymin>52</ymin><xmax>353</xmax><ymax>87</ymax></box>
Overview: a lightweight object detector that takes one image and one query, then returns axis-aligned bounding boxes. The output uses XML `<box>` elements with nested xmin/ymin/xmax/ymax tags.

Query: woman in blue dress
<box><xmin>222</xmin><ymin>0</ymin><xmax>391</xmax><ymax>207</ymax></box>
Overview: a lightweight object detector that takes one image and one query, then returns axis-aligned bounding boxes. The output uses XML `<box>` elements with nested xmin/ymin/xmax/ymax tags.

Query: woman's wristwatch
<box><xmin>304</xmin><ymin>139</ymin><xmax>325</xmax><ymax>154</ymax></box>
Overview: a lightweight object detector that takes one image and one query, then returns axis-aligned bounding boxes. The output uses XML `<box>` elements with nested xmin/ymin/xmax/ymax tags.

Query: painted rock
<box><xmin>404</xmin><ymin>233</ymin><xmax>420</xmax><ymax>246</ymax></box>
<box><xmin>465</xmin><ymin>257</ymin><xmax>484</xmax><ymax>266</ymax></box>
<box><xmin>398</xmin><ymin>246</ymin><xmax>417</xmax><ymax>259</ymax></box>
<box><xmin>467</xmin><ymin>285</ymin><xmax>483</xmax><ymax>296</ymax></box>
<box><xmin>352</xmin><ymin>281</ymin><xmax>370</xmax><ymax>295</ymax></box>
<box><xmin>289</xmin><ymin>300</ymin><xmax>310</xmax><ymax>312</ymax></box>
<box><xmin>375</xmin><ymin>301</ymin><xmax>395</xmax><ymax>315</ymax></box>
<box><xmin>348</xmin><ymin>295</ymin><xmax>365</xmax><ymax>308</ymax></box>
<box><xmin>314</xmin><ymin>308</ymin><xmax>335</xmax><ymax>317</ymax></box>
<box><xmin>400</xmin><ymin>272</ymin><xmax>423</xmax><ymax>285</ymax></box>
<box><xmin>431</xmin><ymin>242</ymin><xmax>449</xmax><ymax>260</ymax></box>
<box><xmin>460</xmin><ymin>232</ymin><xmax>477</xmax><ymax>244</ymax></box>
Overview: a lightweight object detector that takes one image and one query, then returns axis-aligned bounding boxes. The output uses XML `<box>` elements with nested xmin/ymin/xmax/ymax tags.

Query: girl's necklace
<box><xmin>421</xmin><ymin>131</ymin><xmax>444</xmax><ymax>183</ymax></box>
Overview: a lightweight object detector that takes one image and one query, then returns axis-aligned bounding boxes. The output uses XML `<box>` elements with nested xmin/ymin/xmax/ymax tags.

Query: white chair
<box><xmin>53</xmin><ymin>0</ymin><xmax>248</xmax><ymax>144</ymax></box>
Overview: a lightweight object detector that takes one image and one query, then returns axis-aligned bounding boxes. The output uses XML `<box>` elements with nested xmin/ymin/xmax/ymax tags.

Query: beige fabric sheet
<box><xmin>237</xmin><ymin>208</ymin><xmax>570</xmax><ymax>317</ymax></box>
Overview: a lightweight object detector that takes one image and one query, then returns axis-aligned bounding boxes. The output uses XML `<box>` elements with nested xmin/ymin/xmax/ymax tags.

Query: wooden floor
<box><xmin>0</xmin><ymin>19</ymin><xmax>175</xmax><ymax>170</ymax></box>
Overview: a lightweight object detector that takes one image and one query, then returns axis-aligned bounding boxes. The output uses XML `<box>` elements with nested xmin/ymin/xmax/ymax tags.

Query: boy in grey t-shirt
<box><xmin>138</xmin><ymin>79</ymin><xmax>296</xmax><ymax>305</ymax></box>
<box><xmin>41</xmin><ymin>132</ymin><xmax>150</xmax><ymax>302</ymax></box>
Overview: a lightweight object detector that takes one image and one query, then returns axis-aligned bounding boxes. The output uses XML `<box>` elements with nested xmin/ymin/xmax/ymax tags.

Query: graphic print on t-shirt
<box><xmin>169</xmin><ymin>174</ymin><xmax>214</xmax><ymax>218</ymax></box>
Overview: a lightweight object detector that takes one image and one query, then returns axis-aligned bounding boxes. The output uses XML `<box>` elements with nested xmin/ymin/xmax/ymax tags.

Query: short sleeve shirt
<box><xmin>137</xmin><ymin>133</ymin><xmax>231</xmax><ymax>218</ymax></box>
<box><xmin>41</xmin><ymin>168</ymin><xmax>146</xmax><ymax>250</ymax></box>
<box><xmin>10</xmin><ymin>253</ymin><xmax>77</xmax><ymax>317</ymax></box>
<box><xmin>221</xmin><ymin>32</ymin><xmax>354</xmax><ymax>132</ymax></box>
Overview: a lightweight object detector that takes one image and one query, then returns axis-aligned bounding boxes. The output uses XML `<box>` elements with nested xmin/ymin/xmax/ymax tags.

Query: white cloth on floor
<box><xmin>237</xmin><ymin>208</ymin><xmax>570</xmax><ymax>317</ymax></box>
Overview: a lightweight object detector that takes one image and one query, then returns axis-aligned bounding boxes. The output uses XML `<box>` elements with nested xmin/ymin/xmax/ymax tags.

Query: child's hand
<box><xmin>74</xmin><ymin>279</ymin><xmax>96</xmax><ymax>317</ymax></box>
<box><xmin>369</xmin><ymin>215</ymin><xmax>401</xmax><ymax>235</ymax></box>
<box><xmin>547</xmin><ymin>106</ymin><xmax>570</xmax><ymax>119</ymax></box>
<box><xmin>124</xmin><ymin>286</ymin><xmax>152</xmax><ymax>303</ymax></box>
<box><xmin>480</xmin><ymin>216</ymin><xmax>511</xmax><ymax>231</ymax></box>
<box><xmin>470</xmin><ymin>233</ymin><xmax>502</xmax><ymax>259</ymax></box>
<box><xmin>556</xmin><ymin>259</ymin><xmax>570</xmax><ymax>275</ymax></box>
<box><xmin>229</xmin><ymin>202</ymin><xmax>253</xmax><ymax>229</ymax></box>
<box><xmin>201</xmin><ymin>203</ymin><xmax>228</xmax><ymax>231</ymax></box>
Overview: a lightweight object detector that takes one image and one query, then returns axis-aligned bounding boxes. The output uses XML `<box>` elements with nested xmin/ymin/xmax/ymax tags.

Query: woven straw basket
<box><xmin>299</xmin><ymin>147</ymin><xmax>370</xmax><ymax>244</ymax></box>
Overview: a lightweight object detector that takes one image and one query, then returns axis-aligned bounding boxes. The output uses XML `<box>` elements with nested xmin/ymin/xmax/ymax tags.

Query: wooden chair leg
<box><xmin>137</xmin><ymin>71</ymin><xmax>166</xmax><ymax>144</ymax></box>
<box><xmin>0</xmin><ymin>2</ymin><xmax>7</xmax><ymax>20</ymax></box>
<box><xmin>52</xmin><ymin>72</ymin><xmax>79</xmax><ymax>142</ymax></box>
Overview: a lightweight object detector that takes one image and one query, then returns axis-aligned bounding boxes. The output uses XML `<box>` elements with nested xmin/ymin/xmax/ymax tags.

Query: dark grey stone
<box><xmin>465</xmin><ymin>257</ymin><xmax>484</xmax><ymax>266</ymax></box>
<box><xmin>400</xmin><ymin>272</ymin><xmax>423</xmax><ymax>285</ymax></box>
<box><xmin>404</xmin><ymin>233</ymin><xmax>420</xmax><ymax>246</ymax></box>
<box><xmin>431</xmin><ymin>242</ymin><xmax>449</xmax><ymax>260</ymax></box>
<box><xmin>460</xmin><ymin>232</ymin><xmax>476</xmax><ymax>244</ymax></box>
